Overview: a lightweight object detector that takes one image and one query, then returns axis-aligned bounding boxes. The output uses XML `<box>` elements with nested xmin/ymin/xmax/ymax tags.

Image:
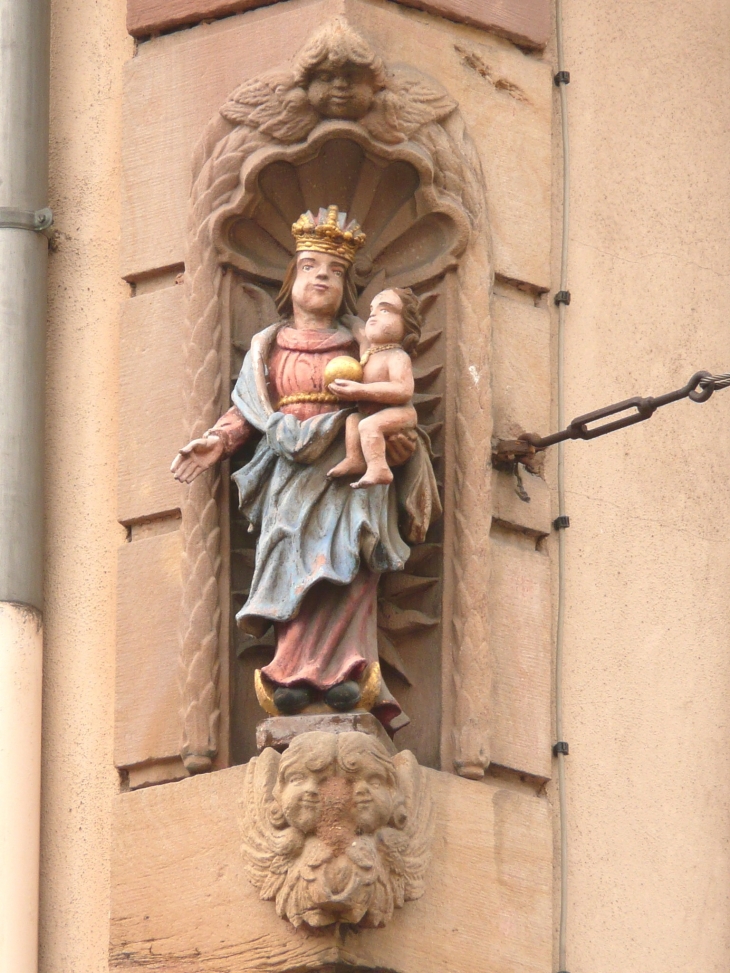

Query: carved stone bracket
<box><xmin>239</xmin><ymin>730</ymin><xmax>434</xmax><ymax>928</ymax></box>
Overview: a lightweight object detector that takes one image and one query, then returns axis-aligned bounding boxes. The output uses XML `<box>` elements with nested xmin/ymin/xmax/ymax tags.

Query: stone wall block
<box><xmin>127</xmin><ymin>0</ymin><xmax>550</xmax><ymax>49</ymax></box>
<box><xmin>110</xmin><ymin>764</ymin><xmax>551</xmax><ymax>972</ymax></box>
<box><xmin>115</xmin><ymin>530</ymin><xmax>184</xmax><ymax>772</ymax></box>
<box><xmin>118</xmin><ymin>286</ymin><xmax>185</xmax><ymax>524</ymax></box>
<box><xmin>492</xmin><ymin>294</ymin><xmax>551</xmax><ymax>440</ymax></box>
<box><xmin>386</xmin><ymin>0</ymin><xmax>549</xmax><ymax>48</ymax></box>
<box><xmin>489</xmin><ymin>530</ymin><xmax>551</xmax><ymax>779</ymax></box>
<box><xmin>491</xmin><ymin>468</ymin><xmax>551</xmax><ymax>536</ymax></box>
<box><xmin>127</xmin><ymin>0</ymin><xmax>270</xmax><ymax>37</ymax></box>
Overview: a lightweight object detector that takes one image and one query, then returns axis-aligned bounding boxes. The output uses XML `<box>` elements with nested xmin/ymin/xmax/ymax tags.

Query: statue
<box><xmin>239</xmin><ymin>730</ymin><xmax>433</xmax><ymax>929</ymax></box>
<box><xmin>172</xmin><ymin>206</ymin><xmax>441</xmax><ymax>732</ymax></box>
<box><xmin>327</xmin><ymin>286</ymin><xmax>421</xmax><ymax>489</ymax></box>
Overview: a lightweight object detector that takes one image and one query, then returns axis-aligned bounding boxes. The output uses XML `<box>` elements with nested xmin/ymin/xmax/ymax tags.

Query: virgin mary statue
<box><xmin>172</xmin><ymin>206</ymin><xmax>440</xmax><ymax>734</ymax></box>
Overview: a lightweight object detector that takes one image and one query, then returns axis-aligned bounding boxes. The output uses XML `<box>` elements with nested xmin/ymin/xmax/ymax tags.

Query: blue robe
<box><xmin>231</xmin><ymin>323</ymin><xmax>411</xmax><ymax>630</ymax></box>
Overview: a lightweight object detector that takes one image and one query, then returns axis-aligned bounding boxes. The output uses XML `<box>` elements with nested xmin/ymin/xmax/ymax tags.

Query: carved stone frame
<box><xmin>177</xmin><ymin>34</ymin><xmax>493</xmax><ymax>779</ymax></box>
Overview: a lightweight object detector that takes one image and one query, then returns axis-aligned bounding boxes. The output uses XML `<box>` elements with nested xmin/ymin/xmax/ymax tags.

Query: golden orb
<box><xmin>324</xmin><ymin>355</ymin><xmax>363</xmax><ymax>389</ymax></box>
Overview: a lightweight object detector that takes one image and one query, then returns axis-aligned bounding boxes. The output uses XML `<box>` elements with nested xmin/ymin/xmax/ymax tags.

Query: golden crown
<box><xmin>291</xmin><ymin>205</ymin><xmax>366</xmax><ymax>264</ymax></box>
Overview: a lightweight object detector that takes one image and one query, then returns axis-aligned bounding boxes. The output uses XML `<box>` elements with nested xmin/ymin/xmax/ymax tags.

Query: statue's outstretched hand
<box><xmin>385</xmin><ymin>429</ymin><xmax>417</xmax><ymax>467</ymax></box>
<box><xmin>170</xmin><ymin>435</ymin><xmax>225</xmax><ymax>483</ymax></box>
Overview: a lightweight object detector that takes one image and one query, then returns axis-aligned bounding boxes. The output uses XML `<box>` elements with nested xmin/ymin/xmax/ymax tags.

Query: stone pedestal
<box><xmin>256</xmin><ymin>712</ymin><xmax>397</xmax><ymax>754</ymax></box>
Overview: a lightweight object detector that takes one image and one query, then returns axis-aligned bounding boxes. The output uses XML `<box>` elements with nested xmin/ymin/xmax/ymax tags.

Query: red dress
<box><xmin>267</xmin><ymin>326</ymin><xmax>356</xmax><ymax>420</ymax></box>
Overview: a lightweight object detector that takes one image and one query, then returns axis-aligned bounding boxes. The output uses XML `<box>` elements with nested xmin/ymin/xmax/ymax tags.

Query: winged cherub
<box><xmin>239</xmin><ymin>731</ymin><xmax>433</xmax><ymax>929</ymax></box>
<box><xmin>219</xmin><ymin>19</ymin><xmax>457</xmax><ymax>145</ymax></box>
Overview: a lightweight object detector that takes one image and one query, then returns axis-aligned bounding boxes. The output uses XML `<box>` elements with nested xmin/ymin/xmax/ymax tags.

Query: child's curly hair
<box><xmin>392</xmin><ymin>287</ymin><xmax>422</xmax><ymax>358</ymax></box>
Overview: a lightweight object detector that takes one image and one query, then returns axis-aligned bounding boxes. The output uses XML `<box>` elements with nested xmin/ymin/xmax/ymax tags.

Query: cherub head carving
<box><xmin>218</xmin><ymin>18</ymin><xmax>459</xmax><ymax>150</ymax></box>
<box><xmin>240</xmin><ymin>730</ymin><xmax>433</xmax><ymax>929</ymax></box>
<box><xmin>270</xmin><ymin>731</ymin><xmax>338</xmax><ymax>833</ymax></box>
<box><xmin>337</xmin><ymin>731</ymin><xmax>404</xmax><ymax>832</ymax></box>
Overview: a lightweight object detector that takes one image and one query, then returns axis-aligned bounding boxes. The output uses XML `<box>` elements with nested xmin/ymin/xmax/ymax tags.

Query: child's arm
<box><xmin>330</xmin><ymin>353</ymin><xmax>414</xmax><ymax>405</ymax></box>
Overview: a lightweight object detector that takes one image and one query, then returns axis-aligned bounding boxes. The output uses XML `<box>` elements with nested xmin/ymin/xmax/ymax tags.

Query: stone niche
<box><xmin>114</xmin><ymin>2</ymin><xmax>554</xmax><ymax>970</ymax></box>
<box><xmin>207</xmin><ymin>62</ymin><xmax>486</xmax><ymax>760</ymax></box>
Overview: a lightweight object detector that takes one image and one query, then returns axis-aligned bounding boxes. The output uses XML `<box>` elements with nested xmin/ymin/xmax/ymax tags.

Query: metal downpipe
<box><xmin>0</xmin><ymin>2</ymin><xmax>51</xmax><ymax>972</ymax></box>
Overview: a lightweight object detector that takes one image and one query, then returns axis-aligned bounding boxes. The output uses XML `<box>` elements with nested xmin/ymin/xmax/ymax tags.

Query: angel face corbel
<box><xmin>293</xmin><ymin>18</ymin><xmax>387</xmax><ymax>123</ymax></box>
<box><xmin>240</xmin><ymin>731</ymin><xmax>434</xmax><ymax>929</ymax></box>
<box><xmin>219</xmin><ymin>19</ymin><xmax>388</xmax><ymax>139</ymax></box>
<box><xmin>219</xmin><ymin>18</ymin><xmax>460</xmax><ymax>150</ymax></box>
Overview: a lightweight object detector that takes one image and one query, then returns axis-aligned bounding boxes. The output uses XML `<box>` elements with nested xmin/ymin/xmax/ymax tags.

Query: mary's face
<box><xmin>291</xmin><ymin>251</ymin><xmax>347</xmax><ymax>319</ymax></box>
<box><xmin>306</xmin><ymin>61</ymin><xmax>376</xmax><ymax>120</ymax></box>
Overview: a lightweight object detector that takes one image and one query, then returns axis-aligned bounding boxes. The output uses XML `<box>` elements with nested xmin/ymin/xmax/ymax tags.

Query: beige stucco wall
<box><xmin>556</xmin><ymin>2</ymin><xmax>730</xmax><ymax>970</ymax></box>
<box><xmin>37</xmin><ymin>0</ymin><xmax>730</xmax><ymax>971</ymax></box>
<box><xmin>40</xmin><ymin>1</ymin><xmax>131</xmax><ymax>971</ymax></box>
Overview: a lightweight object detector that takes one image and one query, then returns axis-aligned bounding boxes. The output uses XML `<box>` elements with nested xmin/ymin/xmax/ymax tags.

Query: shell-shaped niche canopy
<box><xmin>215</xmin><ymin>127</ymin><xmax>470</xmax><ymax>301</ymax></box>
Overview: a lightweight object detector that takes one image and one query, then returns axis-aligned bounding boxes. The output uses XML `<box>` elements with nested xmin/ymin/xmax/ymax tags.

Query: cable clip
<box><xmin>554</xmin><ymin>290</ymin><xmax>571</xmax><ymax>306</ymax></box>
<box><xmin>553</xmin><ymin>515</ymin><xmax>570</xmax><ymax>530</ymax></box>
<box><xmin>553</xmin><ymin>741</ymin><xmax>569</xmax><ymax>756</ymax></box>
<box><xmin>554</xmin><ymin>70</ymin><xmax>571</xmax><ymax>86</ymax></box>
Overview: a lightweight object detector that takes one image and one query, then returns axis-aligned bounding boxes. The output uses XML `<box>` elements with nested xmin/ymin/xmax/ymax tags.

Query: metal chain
<box><xmin>494</xmin><ymin>370</ymin><xmax>730</xmax><ymax>464</ymax></box>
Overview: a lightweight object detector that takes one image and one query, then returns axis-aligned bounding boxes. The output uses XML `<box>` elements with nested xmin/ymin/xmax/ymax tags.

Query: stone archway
<box><xmin>178</xmin><ymin>19</ymin><xmax>492</xmax><ymax>778</ymax></box>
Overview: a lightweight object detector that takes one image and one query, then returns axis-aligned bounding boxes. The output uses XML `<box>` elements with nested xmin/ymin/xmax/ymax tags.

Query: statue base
<box><xmin>256</xmin><ymin>711</ymin><xmax>397</xmax><ymax>755</ymax></box>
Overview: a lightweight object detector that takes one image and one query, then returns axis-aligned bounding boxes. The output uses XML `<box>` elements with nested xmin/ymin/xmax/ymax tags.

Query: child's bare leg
<box><xmin>352</xmin><ymin>406</ymin><xmax>417</xmax><ymax>489</ymax></box>
<box><xmin>327</xmin><ymin>413</ymin><xmax>367</xmax><ymax>478</ymax></box>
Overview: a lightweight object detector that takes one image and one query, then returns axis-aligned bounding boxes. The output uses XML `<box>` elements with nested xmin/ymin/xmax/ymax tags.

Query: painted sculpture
<box><xmin>327</xmin><ymin>285</ymin><xmax>421</xmax><ymax>489</ymax></box>
<box><xmin>239</xmin><ymin>730</ymin><xmax>433</xmax><ymax>929</ymax></box>
<box><xmin>172</xmin><ymin>206</ymin><xmax>441</xmax><ymax>733</ymax></box>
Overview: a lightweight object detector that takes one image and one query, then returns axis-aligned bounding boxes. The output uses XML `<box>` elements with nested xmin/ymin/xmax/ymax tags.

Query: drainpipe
<box><xmin>0</xmin><ymin>2</ymin><xmax>51</xmax><ymax>972</ymax></box>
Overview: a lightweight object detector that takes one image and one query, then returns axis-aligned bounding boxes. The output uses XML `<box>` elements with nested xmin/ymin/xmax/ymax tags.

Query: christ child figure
<box><xmin>327</xmin><ymin>287</ymin><xmax>421</xmax><ymax>489</ymax></box>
